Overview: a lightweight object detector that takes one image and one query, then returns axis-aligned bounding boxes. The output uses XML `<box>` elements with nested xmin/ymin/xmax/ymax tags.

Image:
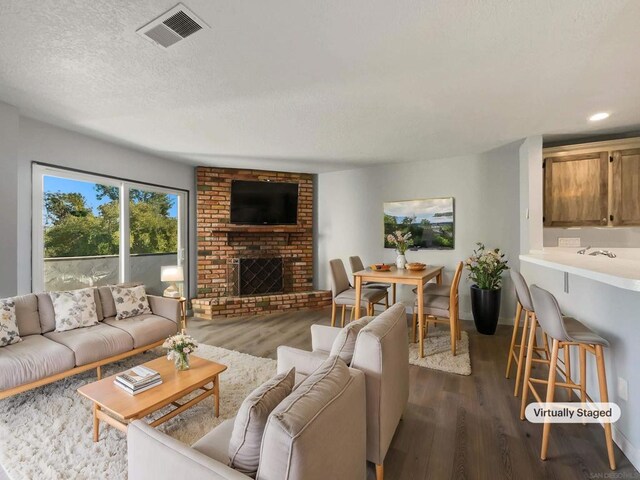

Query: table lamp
<box><xmin>161</xmin><ymin>265</ymin><xmax>184</xmax><ymax>298</ymax></box>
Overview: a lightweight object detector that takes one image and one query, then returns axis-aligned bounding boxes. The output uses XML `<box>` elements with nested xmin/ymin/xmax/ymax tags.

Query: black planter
<box><xmin>470</xmin><ymin>285</ymin><xmax>501</xmax><ymax>335</ymax></box>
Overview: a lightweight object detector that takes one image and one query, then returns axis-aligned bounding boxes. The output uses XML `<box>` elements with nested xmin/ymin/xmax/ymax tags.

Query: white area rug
<box><xmin>408</xmin><ymin>330</ymin><xmax>472</xmax><ymax>376</ymax></box>
<box><xmin>0</xmin><ymin>345</ymin><xmax>276</xmax><ymax>480</ymax></box>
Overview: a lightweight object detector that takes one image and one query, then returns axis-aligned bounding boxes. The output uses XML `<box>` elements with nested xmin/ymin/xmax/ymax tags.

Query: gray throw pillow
<box><xmin>228</xmin><ymin>367</ymin><xmax>296</xmax><ymax>476</ymax></box>
<box><xmin>329</xmin><ymin>316</ymin><xmax>372</xmax><ymax>364</ymax></box>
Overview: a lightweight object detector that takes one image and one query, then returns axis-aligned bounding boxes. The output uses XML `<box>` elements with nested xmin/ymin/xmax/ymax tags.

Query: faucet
<box><xmin>588</xmin><ymin>249</ymin><xmax>617</xmax><ymax>258</ymax></box>
<box><xmin>577</xmin><ymin>246</ymin><xmax>591</xmax><ymax>255</ymax></box>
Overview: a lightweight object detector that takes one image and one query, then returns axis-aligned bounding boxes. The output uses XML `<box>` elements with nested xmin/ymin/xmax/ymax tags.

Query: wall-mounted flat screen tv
<box><xmin>230</xmin><ymin>180</ymin><xmax>299</xmax><ymax>225</ymax></box>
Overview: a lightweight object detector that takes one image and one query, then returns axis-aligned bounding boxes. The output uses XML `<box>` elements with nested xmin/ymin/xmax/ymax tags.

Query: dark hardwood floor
<box><xmin>188</xmin><ymin>308</ymin><xmax>638</xmax><ymax>480</ymax></box>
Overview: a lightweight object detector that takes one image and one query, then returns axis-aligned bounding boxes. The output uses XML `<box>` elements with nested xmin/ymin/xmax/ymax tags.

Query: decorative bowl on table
<box><xmin>405</xmin><ymin>262</ymin><xmax>427</xmax><ymax>271</ymax></box>
<box><xmin>370</xmin><ymin>263</ymin><xmax>391</xmax><ymax>272</ymax></box>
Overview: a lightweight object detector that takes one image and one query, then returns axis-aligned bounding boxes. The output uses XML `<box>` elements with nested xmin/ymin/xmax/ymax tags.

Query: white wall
<box><xmin>316</xmin><ymin>142</ymin><xmax>521</xmax><ymax>323</ymax></box>
<box><xmin>0</xmin><ymin>103</ymin><xmax>196</xmax><ymax>298</ymax></box>
<box><xmin>0</xmin><ymin>102</ymin><xmax>19</xmax><ymax>297</ymax></box>
<box><xmin>519</xmin><ymin>135</ymin><xmax>543</xmax><ymax>253</ymax></box>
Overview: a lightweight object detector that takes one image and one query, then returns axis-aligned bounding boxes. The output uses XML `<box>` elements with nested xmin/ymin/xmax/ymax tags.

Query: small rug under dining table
<box><xmin>408</xmin><ymin>330</ymin><xmax>472</xmax><ymax>376</ymax></box>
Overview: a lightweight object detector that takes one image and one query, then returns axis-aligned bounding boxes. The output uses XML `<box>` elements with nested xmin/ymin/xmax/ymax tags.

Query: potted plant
<box><xmin>465</xmin><ymin>243</ymin><xmax>509</xmax><ymax>335</ymax></box>
<box><xmin>386</xmin><ymin>230</ymin><xmax>414</xmax><ymax>269</ymax></box>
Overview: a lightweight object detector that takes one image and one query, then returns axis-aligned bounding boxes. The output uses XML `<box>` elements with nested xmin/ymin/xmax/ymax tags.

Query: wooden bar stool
<box><xmin>505</xmin><ymin>270</ymin><xmax>551</xmax><ymax>397</ymax></box>
<box><xmin>527</xmin><ymin>285</ymin><xmax>616</xmax><ymax>470</ymax></box>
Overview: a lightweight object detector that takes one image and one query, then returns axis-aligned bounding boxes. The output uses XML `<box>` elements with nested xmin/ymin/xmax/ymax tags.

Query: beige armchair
<box><xmin>277</xmin><ymin>303</ymin><xmax>409</xmax><ymax>480</ymax></box>
<box><xmin>128</xmin><ymin>361</ymin><xmax>367</xmax><ymax>480</ymax></box>
<box><xmin>330</xmin><ymin>258</ymin><xmax>388</xmax><ymax>326</ymax></box>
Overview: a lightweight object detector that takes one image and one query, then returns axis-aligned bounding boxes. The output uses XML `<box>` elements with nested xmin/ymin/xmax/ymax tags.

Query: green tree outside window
<box><xmin>44</xmin><ymin>186</ymin><xmax>177</xmax><ymax>258</ymax></box>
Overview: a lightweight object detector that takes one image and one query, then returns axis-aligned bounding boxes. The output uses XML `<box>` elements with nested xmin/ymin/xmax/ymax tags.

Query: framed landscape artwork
<box><xmin>384</xmin><ymin>197</ymin><xmax>455</xmax><ymax>249</ymax></box>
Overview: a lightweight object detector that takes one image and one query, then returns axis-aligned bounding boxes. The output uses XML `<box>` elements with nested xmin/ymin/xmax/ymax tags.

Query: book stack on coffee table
<box><xmin>114</xmin><ymin>365</ymin><xmax>162</xmax><ymax>395</ymax></box>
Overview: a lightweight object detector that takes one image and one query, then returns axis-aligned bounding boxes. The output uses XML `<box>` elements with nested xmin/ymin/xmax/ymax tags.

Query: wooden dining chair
<box><xmin>329</xmin><ymin>259</ymin><xmax>388</xmax><ymax>327</ymax></box>
<box><xmin>349</xmin><ymin>256</ymin><xmax>392</xmax><ymax>290</ymax></box>
<box><xmin>349</xmin><ymin>255</ymin><xmax>392</xmax><ymax>307</ymax></box>
<box><xmin>412</xmin><ymin>261</ymin><xmax>463</xmax><ymax>356</ymax></box>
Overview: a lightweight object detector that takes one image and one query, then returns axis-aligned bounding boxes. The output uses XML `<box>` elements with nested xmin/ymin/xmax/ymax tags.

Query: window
<box><xmin>33</xmin><ymin>165</ymin><xmax>188</xmax><ymax>296</ymax></box>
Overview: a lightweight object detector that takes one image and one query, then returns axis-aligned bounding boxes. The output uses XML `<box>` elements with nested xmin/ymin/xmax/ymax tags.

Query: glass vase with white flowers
<box><xmin>386</xmin><ymin>230</ymin><xmax>414</xmax><ymax>269</ymax></box>
<box><xmin>163</xmin><ymin>333</ymin><xmax>198</xmax><ymax>371</ymax></box>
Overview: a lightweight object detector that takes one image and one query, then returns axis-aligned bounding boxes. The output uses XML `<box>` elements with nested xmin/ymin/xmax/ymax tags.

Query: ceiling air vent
<box><xmin>137</xmin><ymin>3</ymin><xmax>208</xmax><ymax>49</ymax></box>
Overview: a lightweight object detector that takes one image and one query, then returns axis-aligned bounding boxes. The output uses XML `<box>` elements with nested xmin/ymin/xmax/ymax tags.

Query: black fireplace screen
<box><xmin>236</xmin><ymin>257</ymin><xmax>284</xmax><ymax>296</ymax></box>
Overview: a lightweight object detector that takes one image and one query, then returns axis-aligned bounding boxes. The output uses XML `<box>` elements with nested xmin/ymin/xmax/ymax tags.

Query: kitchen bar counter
<box><xmin>520</xmin><ymin>248</ymin><xmax>640</xmax><ymax>292</ymax></box>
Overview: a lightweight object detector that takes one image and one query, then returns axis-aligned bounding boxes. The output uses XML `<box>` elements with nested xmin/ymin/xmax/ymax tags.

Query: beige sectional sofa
<box><xmin>0</xmin><ymin>286</ymin><xmax>180</xmax><ymax>399</ymax></box>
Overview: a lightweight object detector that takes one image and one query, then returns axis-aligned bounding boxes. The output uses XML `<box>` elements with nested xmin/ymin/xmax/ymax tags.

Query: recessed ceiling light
<box><xmin>589</xmin><ymin>112</ymin><xmax>610</xmax><ymax>122</ymax></box>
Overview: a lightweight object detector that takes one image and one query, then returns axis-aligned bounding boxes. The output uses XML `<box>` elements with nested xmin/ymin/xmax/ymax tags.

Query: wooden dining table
<box><xmin>353</xmin><ymin>265</ymin><xmax>445</xmax><ymax>359</ymax></box>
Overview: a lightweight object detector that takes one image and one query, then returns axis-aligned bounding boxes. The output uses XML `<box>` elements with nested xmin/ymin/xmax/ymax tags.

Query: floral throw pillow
<box><xmin>110</xmin><ymin>285</ymin><xmax>151</xmax><ymax>320</ymax></box>
<box><xmin>0</xmin><ymin>298</ymin><xmax>22</xmax><ymax>347</ymax></box>
<box><xmin>49</xmin><ymin>288</ymin><xmax>99</xmax><ymax>332</ymax></box>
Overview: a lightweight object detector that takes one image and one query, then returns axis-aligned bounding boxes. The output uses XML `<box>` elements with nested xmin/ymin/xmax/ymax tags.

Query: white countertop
<box><xmin>520</xmin><ymin>248</ymin><xmax>640</xmax><ymax>292</ymax></box>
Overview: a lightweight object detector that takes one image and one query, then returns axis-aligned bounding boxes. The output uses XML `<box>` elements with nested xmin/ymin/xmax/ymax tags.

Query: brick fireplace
<box><xmin>192</xmin><ymin>167</ymin><xmax>331</xmax><ymax>319</ymax></box>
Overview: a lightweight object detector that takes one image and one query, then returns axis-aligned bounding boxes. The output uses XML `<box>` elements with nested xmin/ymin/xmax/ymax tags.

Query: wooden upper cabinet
<box><xmin>543</xmin><ymin>152</ymin><xmax>608</xmax><ymax>227</ymax></box>
<box><xmin>611</xmin><ymin>148</ymin><xmax>640</xmax><ymax>226</ymax></box>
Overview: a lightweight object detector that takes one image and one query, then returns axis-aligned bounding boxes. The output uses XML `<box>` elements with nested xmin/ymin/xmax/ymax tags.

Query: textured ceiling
<box><xmin>1</xmin><ymin>0</ymin><xmax>639</xmax><ymax>173</ymax></box>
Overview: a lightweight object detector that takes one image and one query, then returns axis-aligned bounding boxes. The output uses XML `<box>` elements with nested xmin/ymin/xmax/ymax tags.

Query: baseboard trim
<box><xmin>612</xmin><ymin>424</ymin><xmax>640</xmax><ymax>472</ymax></box>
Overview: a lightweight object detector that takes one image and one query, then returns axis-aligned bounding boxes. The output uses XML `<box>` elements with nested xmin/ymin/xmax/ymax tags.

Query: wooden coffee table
<box><xmin>78</xmin><ymin>355</ymin><xmax>227</xmax><ymax>442</ymax></box>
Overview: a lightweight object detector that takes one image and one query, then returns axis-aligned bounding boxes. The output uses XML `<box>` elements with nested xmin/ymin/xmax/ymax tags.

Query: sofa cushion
<box><xmin>44</xmin><ymin>323</ymin><xmax>133</xmax><ymax>366</ymax></box>
<box><xmin>98</xmin><ymin>286</ymin><xmax>117</xmax><ymax>319</ymax></box>
<box><xmin>192</xmin><ymin>418</ymin><xmax>236</xmax><ymax>464</ymax></box>
<box><xmin>93</xmin><ymin>288</ymin><xmax>104</xmax><ymax>321</ymax></box>
<box><xmin>110</xmin><ymin>285</ymin><xmax>151</xmax><ymax>320</ymax></box>
<box><xmin>257</xmin><ymin>357</ymin><xmax>352</xmax><ymax>479</ymax></box>
<box><xmin>227</xmin><ymin>367</ymin><xmax>295</xmax><ymax>476</ymax></box>
<box><xmin>37</xmin><ymin>293</ymin><xmax>56</xmax><ymax>333</ymax></box>
<box><xmin>0</xmin><ymin>335</ymin><xmax>75</xmax><ymax>390</ymax></box>
<box><xmin>12</xmin><ymin>294</ymin><xmax>40</xmax><ymax>336</ymax></box>
<box><xmin>103</xmin><ymin>314</ymin><xmax>178</xmax><ymax>348</ymax></box>
<box><xmin>268</xmin><ymin>357</ymin><xmax>349</xmax><ymax>434</ymax></box>
<box><xmin>147</xmin><ymin>295</ymin><xmax>181</xmax><ymax>323</ymax></box>
<box><xmin>329</xmin><ymin>316</ymin><xmax>372</xmax><ymax>364</ymax></box>
<box><xmin>49</xmin><ymin>288</ymin><xmax>99</xmax><ymax>332</ymax></box>
<box><xmin>0</xmin><ymin>298</ymin><xmax>21</xmax><ymax>347</ymax></box>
